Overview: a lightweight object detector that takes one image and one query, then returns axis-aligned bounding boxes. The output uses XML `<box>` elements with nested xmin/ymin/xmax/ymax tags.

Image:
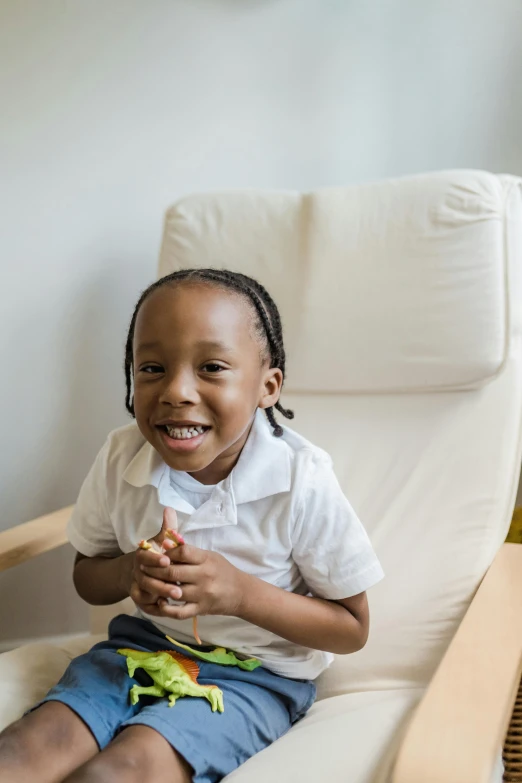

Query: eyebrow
<box><xmin>135</xmin><ymin>341</ymin><xmax>161</xmax><ymax>353</ymax></box>
<box><xmin>135</xmin><ymin>340</ymin><xmax>235</xmax><ymax>353</ymax></box>
<box><xmin>194</xmin><ymin>340</ymin><xmax>235</xmax><ymax>352</ymax></box>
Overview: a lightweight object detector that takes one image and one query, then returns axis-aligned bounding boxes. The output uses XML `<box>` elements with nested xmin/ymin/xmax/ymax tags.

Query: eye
<box><xmin>139</xmin><ymin>365</ymin><xmax>164</xmax><ymax>374</ymax></box>
<box><xmin>201</xmin><ymin>363</ymin><xmax>225</xmax><ymax>373</ymax></box>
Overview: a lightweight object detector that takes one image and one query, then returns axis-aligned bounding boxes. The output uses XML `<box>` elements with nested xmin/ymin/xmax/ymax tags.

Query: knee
<box><xmin>65</xmin><ymin>752</ymin><xmax>142</xmax><ymax>783</ymax></box>
<box><xmin>0</xmin><ymin>718</ymin><xmax>28</xmax><ymax>763</ymax></box>
<box><xmin>65</xmin><ymin>734</ymin><xmax>192</xmax><ymax>783</ymax></box>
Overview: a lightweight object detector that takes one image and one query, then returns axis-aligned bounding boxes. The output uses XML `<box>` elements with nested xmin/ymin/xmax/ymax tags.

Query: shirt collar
<box><xmin>230</xmin><ymin>409</ymin><xmax>291</xmax><ymax>504</ymax></box>
<box><xmin>122</xmin><ymin>410</ymin><xmax>292</xmax><ymax>529</ymax></box>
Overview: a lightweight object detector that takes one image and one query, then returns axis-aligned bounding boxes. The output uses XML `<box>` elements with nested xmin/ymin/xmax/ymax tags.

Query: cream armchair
<box><xmin>1</xmin><ymin>170</ymin><xmax>522</xmax><ymax>783</ymax></box>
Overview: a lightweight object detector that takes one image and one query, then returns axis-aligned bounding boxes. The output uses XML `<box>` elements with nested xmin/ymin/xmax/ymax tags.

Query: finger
<box><xmin>140</xmin><ymin>564</ymin><xmax>199</xmax><ymax>584</ymax></box>
<box><xmin>151</xmin><ymin>506</ymin><xmax>177</xmax><ymax>547</ymax></box>
<box><xmin>161</xmin><ymin>534</ymin><xmax>185</xmax><ymax>553</ymax></box>
<box><xmin>136</xmin><ymin>548</ymin><xmax>170</xmax><ymax>569</ymax></box>
<box><xmin>164</xmin><ymin>507</ymin><xmax>178</xmax><ymax>531</ymax></box>
<box><xmin>161</xmin><ymin>538</ymin><xmax>181</xmax><ymax>555</ymax></box>
<box><xmin>138</xmin><ymin>574</ymin><xmax>183</xmax><ymax>600</ymax></box>
<box><xmin>138</xmin><ymin>598</ymin><xmax>162</xmax><ymax>614</ymax></box>
<box><xmin>172</xmin><ymin>583</ymin><xmax>199</xmax><ymax>603</ymax></box>
<box><xmin>166</xmin><ymin>544</ymin><xmax>206</xmax><ymax>565</ymax></box>
<box><xmin>129</xmin><ymin>584</ymin><xmax>160</xmax><ymax>606</ymax></box>
<box><xmin>156</xmin><ymin>601</ymin><xmax>199</xmax><ymax>621</ymax></box>
<box><xmin>137</xmin><ymin>601</ymin><xmax>165</xmax><ymax>617</ymax></box>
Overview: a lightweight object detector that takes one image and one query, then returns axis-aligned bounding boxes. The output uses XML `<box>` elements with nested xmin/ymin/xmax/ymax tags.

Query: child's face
<box><xmin>132</xmin><ymin>283</ymin><xmax>283</xmax><ymax>485</ymax></box>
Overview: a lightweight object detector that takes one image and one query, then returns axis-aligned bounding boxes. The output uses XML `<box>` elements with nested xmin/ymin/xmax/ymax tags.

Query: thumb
<box><xmin>152</xmin><ymin>507</ymin><xmax>178</xmax><ymax>546</ymax></box>
<box><xmin>164</xmin><ymin>506</ymin><xmax>178</xmax><ymax>531</ymax></box>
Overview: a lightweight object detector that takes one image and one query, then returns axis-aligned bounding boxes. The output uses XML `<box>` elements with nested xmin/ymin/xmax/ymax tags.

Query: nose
<box><xmin>159</xmin><ymin>368</ymin><xmax>200</xmax><ymax>407</ymax></box>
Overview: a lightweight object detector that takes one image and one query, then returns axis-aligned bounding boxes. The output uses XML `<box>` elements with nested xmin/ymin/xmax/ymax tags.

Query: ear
<box><xmin>258</xmin><ymin>368</ymin><xmax>283</xmax><ymax>410</ymax></box>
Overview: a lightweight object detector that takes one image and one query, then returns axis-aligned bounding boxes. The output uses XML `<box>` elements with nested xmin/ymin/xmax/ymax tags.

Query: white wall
<box><xmin>1</xmin><ymin>0</ymin><xmax>522</xmax><ymax>645</ymax></box>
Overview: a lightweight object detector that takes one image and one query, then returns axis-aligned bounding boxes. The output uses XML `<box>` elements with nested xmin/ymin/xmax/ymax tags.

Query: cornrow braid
<box><xmin>123</xmin><ymin>268</ymin><xmax>295</xmax><ymax>436</ymax></box>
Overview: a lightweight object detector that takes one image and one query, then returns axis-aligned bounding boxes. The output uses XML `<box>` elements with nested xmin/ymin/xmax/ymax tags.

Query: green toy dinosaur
<box><xmin>165</xmin><ymin>636</ymin><xmax>262</xmax><ymax>671</ymax></box>
<box><xmin>118</xmin><ymin>648</ymin><xmax>224</xmax><ymax>712</ymax></box>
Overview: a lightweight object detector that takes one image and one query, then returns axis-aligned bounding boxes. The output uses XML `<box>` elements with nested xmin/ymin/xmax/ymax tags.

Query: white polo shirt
<box><xmin>68</xmin><ymin>409</ymin><xmax>384</xmax><ymax>679</ymax></box>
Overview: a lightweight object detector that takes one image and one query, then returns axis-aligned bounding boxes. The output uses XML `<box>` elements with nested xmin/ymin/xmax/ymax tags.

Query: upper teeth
<box><xmin>166</xmin><ymin>425</ymin><xmax>206</xmax><ymax>440</ymax></box>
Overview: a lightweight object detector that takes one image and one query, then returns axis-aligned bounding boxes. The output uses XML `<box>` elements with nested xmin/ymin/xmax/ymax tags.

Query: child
<box><xmin>0</xmin><ymin>268</ymin><xmax>384</xmax><ymax>783</ymax></box>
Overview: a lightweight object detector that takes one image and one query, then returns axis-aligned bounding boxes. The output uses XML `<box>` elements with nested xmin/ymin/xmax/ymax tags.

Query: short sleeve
<box><xmin>291</xmin><ymin>452</ymin><xmax>384</xmax><ymax>599</ymax></box>
<box><xmin>67</xmin><ymin>438</ymin><xmax>121</xmax><ymax>558</ymax></box>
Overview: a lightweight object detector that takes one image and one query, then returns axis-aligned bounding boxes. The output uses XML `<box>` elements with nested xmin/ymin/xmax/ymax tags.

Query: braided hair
<box><xmin>124</xmin><ymin>268</ymin><xmax>294</xmax><ymax>436</ymax></box>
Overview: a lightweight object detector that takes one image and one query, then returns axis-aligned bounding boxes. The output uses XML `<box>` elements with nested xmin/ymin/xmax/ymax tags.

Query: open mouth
<box><xmin>157</xmin><ymin>424</ymin><xmax>211</xmax><ymax>442</ymax></box>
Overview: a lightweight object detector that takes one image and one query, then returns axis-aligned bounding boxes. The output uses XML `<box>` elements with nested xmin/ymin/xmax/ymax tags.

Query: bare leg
<box><xmin>63</xmin><ymin>725</ymin><xmax>193</xmax><ymax>783</ymax></box>
<box><xmin>0</xmin><ymin>702</ymin><xmax>98</xmax><ymax>783</ymax></box>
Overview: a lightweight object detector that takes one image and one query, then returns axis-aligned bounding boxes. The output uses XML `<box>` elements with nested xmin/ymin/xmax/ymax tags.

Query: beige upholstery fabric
<box><xmin>0</xmin><ymin>636</ymin><xmax>103</xmax><ymax>729</ymax></box>
<box><xmin>223</xmin><ymin>688</ymin><xmax>424</xmax><ymax>783</ymax></box>
<box><xmin>159</xmin><ymin>172</ymin><xmax>519</xmax><ymax>393</ymax></box>
<box><xmin>1</xmin><ymin>171</ymin><xmax>520</xmax><ymax>783</ymax></box>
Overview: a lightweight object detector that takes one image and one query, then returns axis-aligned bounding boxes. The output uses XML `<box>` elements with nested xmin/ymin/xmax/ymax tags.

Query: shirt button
<box><xmin>218</xmin><ymin>503</ymin><xmax>224</xmax><ymax>514</ymax></box>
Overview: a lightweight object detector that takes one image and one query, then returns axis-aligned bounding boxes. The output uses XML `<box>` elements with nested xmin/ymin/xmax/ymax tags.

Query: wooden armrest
<box><xmin>392</xmin><ymin>542</ymin><xmax>522</xmax><ymax>783</ymax></box>
<box><xmin>0</xmin><ymin>506</ymin><xmax>73</xmax><ymax>572</ymax></box>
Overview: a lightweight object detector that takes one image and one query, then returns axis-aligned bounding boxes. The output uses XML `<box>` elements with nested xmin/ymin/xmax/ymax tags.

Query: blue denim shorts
<box><xmin>33</xmin><ymin>615</ymin><xmax>316</xmax><ymax>783</ymax></box>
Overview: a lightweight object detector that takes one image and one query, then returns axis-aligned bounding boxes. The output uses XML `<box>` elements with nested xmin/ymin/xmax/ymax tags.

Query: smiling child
<box><xmin>0</xmin><ymin>269</ymin><xmax>383</xmax><ymax>783</ymax></box>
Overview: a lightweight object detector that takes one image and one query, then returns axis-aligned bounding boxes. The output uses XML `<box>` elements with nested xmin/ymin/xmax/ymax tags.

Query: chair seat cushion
<box><xmin>225</xmin><ymin>687</ymin><xmax>424</xmax><ymax>783</ymax></box>
<box><xmin>0</xmin><ymin>634</ymin><xmax>105</xmax><ymax>730</ymax></box>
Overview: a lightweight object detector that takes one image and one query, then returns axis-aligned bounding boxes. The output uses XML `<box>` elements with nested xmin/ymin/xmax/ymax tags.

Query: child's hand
<box><xmin>128</xmin><ymin>546</ymin><xmax>182</xmax><ymax>613</ymax></box>
<box><xmin>140</xmin><ymin>541</ymin><xmax>247</xmax><ymax>620</ymax></box>
<box><xmin>125</xmin><ymin>508</ymin><xmax>184</xmax><ymax>613</ymax></box>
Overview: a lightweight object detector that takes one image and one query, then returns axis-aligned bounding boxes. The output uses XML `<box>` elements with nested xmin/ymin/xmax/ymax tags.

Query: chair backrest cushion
<box><xmin>159</xmin><ymin>171</ymin><xmax>513</xmax><ymax>394</ymax></box>
<box><xmin>157</xmin><ymin>171</ymin><xmax>522</xmax><ymax>696</ymax></box>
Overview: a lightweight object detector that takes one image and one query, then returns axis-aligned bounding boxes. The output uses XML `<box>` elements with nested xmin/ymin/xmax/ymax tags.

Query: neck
<box><xmin>188</xmin><ymin>420</ymin><xmax>254</xmax><ymax>484</ymax></box>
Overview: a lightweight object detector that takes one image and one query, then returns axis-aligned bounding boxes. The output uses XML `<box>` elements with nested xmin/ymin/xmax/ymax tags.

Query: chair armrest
<box><xmin>0</xmin><ymin>506</ymin><xmax>73</xmax><ymax>572</ymax></box>
<box><xmin>392</xmin><ymin>542</ymin><xmax>522</xmax><ymax>783</ymax></box>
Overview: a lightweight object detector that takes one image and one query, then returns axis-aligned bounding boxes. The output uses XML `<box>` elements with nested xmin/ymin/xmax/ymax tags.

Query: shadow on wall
<box><xmin>0</xmin><ymin>268</ymin><xmax>140</xmax><ymax>645</ymax></box>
